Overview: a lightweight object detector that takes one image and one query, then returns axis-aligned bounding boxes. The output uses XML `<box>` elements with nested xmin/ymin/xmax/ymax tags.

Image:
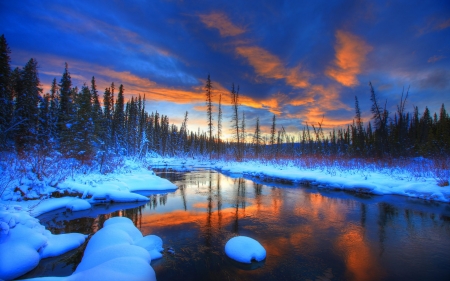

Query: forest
<box><xmin>1</xmin><ymin>34</ymin><xmax>450</xmax><ymax>167</ymax></box>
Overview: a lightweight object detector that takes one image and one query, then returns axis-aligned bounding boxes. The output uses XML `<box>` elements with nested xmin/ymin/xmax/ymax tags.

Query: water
<box><xmin>20</xmin><ymin>168</ymin><xmax>450</xmax><ymax>280</ymax></box>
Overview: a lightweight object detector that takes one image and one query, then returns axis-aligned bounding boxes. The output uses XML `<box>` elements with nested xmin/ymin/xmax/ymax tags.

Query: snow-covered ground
<box><xmin>150</xmin><ymin>156</ymin><xmax>450</xmax><ymax>203</ymax></box>
<box><xmin>0</xmin><ymin>158</ymin><xmax>177</xmax><ymax>280</ymax></box>
<box><xmin>18</xmin><ymin>217</ymin><xmax>163</xmax><ymax>281</ymax></box>
<box><xmin>1</xmin><ymin>154</ymin><xmax>448</xmax><ymax>279</ymax></box>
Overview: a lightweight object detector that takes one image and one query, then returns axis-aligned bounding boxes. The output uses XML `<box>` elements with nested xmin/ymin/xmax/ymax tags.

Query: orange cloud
<box><xmin>199</xmin><ymin>12</ymin><xmax>245</xmax><ymax>37</ymax></box>
<box><xmin>326</xmin><ymin>30</ymin><xmax>373</xmax><ymax>87</ymax></box>
<box><xmin>235</xmin><ymin>46</ymin><xmax>310</xmax><ymax>88</ymax></box>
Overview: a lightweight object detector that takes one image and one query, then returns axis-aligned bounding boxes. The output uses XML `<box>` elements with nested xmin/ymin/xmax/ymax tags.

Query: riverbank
<box><xmin>149</xmin><ymin>156</ymin><xmax>450</xmax><ymax>203</ymax></box>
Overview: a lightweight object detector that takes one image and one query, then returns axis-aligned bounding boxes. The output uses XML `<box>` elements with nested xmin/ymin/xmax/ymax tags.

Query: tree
<box><xmin>217</xmin><ymin>93</ymin><xmax>222</xmax><ymax>156</ymax></box>
<box><xmin>112</xmin><ymin>84</ymin><xmax>125</xmax><ymax>152</ymax></box>
<box><xmin>253</xmin><ymin>117</ymin><xmax>262</xmax><ymax>157</ymax></box>
<box><xmin>58</xmin><ymin>63</ymin><xmax>75</xmax><ymax>155</ymax></box>
<box><xmin>240</xmin><ymin>111</ymin><xmax>246</xmax><ymax>156</ymax></box>
<box><xmin>205</xmin><ymin>74</ymin><xmax>213</xmax><ymax>158</ymax></box>
<box><xmin>14</xmin><ymin>58</ymin><xmax>42</xmax><ymax>153</ymax></box>
<box><xmin>0</xmin><ymin>34</ymin><xmax>13</xmax><ymax>147</ymax></box>
<box><xmin>103</xmin><ymin>85</ymin><xmax>114</xmax><ymax>148</ymax></box>
<box><xmin>230</xmin><ymin>83</ymin><xmax>241</xmax><ymax>159</ymax></box>
<box><xmin>270</xmin><ymin>114</ymin><xmax>276</xmax><ymax>155</ymax></box>
<box><xmin>90</xmin><ymin>76</ymin><xmax>103</xmax><ymax>144</ymax></box>
<box><xmin>73</xmin><ymin>85</ymin><xmax>94</xmax><ymax>162</ymax></box>
<box><xmin>369</xmin><ymin>82</ymin><xmax>389</xmax><ymax>156</ymax></box>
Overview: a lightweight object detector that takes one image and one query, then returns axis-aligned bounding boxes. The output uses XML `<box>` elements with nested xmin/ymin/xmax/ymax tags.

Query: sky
<box><xmin>1</xmin><ymin>0</ymin><xmax>449</xmax><ymax>139</ymax></box>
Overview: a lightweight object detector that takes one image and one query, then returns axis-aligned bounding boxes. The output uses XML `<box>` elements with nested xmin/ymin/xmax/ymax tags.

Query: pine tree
<box><xmin>0</xmin><ymin>34</ymin><xmax>13</xmax><ymax>147</ymax></box>
<box><xmin>14</xmin><ymin>58</ymin><xmax>42</xmax><ymax>153</ymax></box>
<box><xmin>48</xmin><ymin>78</ymin><xmax>59</xmax><ymax>143</ymax></box>
<box><xmin>230</xmin><ymin>83</ymin><xmax>241</xmax><ymax>159</ymax></box>
<box><xmin>90</xmin><ymin>76</ymin><xmax>103</xmax><ymax>144</ymax></box>
<box><xmin>37</xmin><ymin>93</ymin><xmax>50</xmax><ymax>149</ymax></box>
<box><xmin>103</xmin><ymin>86</ymin><xmax>114</xmax><ymax>148</ymax></box>
<box><xmin>73</xmin><ymin>85</ymin><xmax>94</xmax><ymax>162</ymax></box>
<box><xmin>253</xmin><ymin>117</ymin><xmax>262</xmax><ymax>157</ymax></box>
<box><xmin>240</xmin><ymin>111</ymin><xmax>246</xmax><ymax>156</ymax></box>
<box><xmin>58</xmin><ymin>63</ymin><xmax>75</xmax><ymax>155</ymax></box>
<box><xmin>205</xmin><ymin>74</ymin><xmax>213</xmax><ymax>158</ymax></box>
<box><xmin>112</xmin><ymin>84</ymin><xmax>125</xmax><ymax>152</ymax></box>
<box><xmin>270</xmin><ymin>114</ymin><xmax>276</xmax><ymax>156</ymax></box>
<box><xmin>217</xmin><ymin>93</ymin><xmax>222</xmax><ymax>156</ymax></box>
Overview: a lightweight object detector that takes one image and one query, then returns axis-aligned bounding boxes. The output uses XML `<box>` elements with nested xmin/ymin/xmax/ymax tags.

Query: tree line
<box><xmin>1</xmin><ymin>34</ymin><xmax>449</xmax><ymax>164</ymax></box>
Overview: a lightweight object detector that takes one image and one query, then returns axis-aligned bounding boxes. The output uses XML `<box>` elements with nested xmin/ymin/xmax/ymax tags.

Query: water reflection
<box><xmin>25</xmin><ymin>168</ymin><xmax>450</xmax><ymax>281</ymax></box>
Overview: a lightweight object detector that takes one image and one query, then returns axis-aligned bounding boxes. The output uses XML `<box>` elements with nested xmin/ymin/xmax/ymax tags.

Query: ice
<box><xmin>225</xmin><ymin>236</ymin><xmax>266</xmax><ymax>263</ymax></box>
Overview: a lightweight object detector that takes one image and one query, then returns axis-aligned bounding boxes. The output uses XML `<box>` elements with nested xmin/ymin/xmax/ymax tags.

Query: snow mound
<box><xmin>66</xmin><ymin>198</ymin><xmax>91</xmax><ymax>212</ymax></box>
<box><xmin>89</xmin><ymin>190</ymin><xmax>149</xmax><ymax>203</ymax></box>
<box><xmin>135</xmin><ymin>235</ymin><xmax>164</xmax><ymax>260</ymax></box>
<box><xmin>70</xmin><ymin>217</ymin><xmax>162</xmax><ymax>281</ymax></box>
<box><xmin>225</xmin><ymin>236</ymin><xmax>266</xmax><ymax>263</ymax></box>
<box><xmin>0</xmin><ymin>205</ymin><xmax>86</xmax><ymax>280</ymax></box>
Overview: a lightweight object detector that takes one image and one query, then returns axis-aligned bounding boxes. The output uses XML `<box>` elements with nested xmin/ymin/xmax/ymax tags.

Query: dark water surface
<box><xmin>20</xmin><ymin>168</ymin><xmax>450</xmax><ymax>280</ymax></box>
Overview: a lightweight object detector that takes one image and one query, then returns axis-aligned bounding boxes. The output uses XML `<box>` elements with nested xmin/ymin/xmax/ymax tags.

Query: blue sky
<box><xmin>1</xmin><ymin>0</ymin><xmax>449</xmax><ymax>138</ymax></box>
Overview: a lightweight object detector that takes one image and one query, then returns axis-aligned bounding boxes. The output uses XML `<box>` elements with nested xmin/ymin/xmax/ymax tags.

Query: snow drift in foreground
<box><xmin>225</xmin><ymin>236</ymin><xmax>266</xmax><ymax>263</ymax></box>
<box><xmin>0</xmin><ymin>205</ymin><xmax>86</xmax><ymax>280</ymax></box>
<box><xmin>20</xmin><ymin>217</ymin><xmax>163</xmax><ymax>281</ymax></box>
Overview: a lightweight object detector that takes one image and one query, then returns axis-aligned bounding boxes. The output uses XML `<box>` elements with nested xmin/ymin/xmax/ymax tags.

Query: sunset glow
<box><xmin>1</xmin><ymin>0</ymin><xmax>449</xmax><ymax>136</ymax></box>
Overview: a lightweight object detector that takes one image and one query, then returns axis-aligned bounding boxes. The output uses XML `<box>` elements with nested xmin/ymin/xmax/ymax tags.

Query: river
<box><xmin>19</xmin><ymin>168</ymin><xmax>450</xmax><ymax>280</ymax></box>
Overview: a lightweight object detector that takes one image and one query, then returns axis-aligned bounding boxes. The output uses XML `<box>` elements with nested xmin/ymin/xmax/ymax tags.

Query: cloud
<box><xmin>418</xmin><ymin>17</ymin><xmax>450</xmax><ymax>35</ymax></box>
<box><xmin>427</xmin><ymin>55</ymin><xmax>446</xmax><ymax>63</ymax></box>
<box><xmin>326</xmin><ymin>30</ymin><xmax>373</xmax><ymax>87</ymax></box>
<box><xmin>199</xmin><ymin>12</ymin><xmax>245</xmax><ymax>37</ymax></box>
<box><xmin>419</xmin><ymin>69</ymin><xmax>450</xmax><ymax>90</ymax></box>
<box><xmin>236</xmin><ymin>46</ymin><xmax>310</xmax><ymax>88</ymax></box>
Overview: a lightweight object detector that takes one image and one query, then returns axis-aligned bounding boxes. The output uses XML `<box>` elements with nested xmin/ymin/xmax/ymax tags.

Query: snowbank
<box><xmin>225</xmin><ymin>236</ymin><xmax>266</xmax><ymax>263</ymax></box>
<box><xmin>0</xmin><ymin>204</ymin><xmax>86</xmax><ymax>280</ymax></box>
<box><xmin>29</xmin><ymin>217</ymin><xmax>162</xmax><ymax>281</ymax></box>
<box><xmin>213</xmin><ymin>161</ymin><xmax>450</xmax><ymax>203</ymax></box>
<box><xmin>59</xmin><ymin>167</ymin><xmax>177</xmax><ymax>201</ymax></box>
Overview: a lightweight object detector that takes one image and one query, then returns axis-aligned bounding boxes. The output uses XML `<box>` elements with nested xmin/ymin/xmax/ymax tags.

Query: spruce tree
<box><xmin>90</xmin><ymin>76</ymin><xmax>103</xmax><ymax>144</ymax></box>
<box><xmin>112</xmin><ymin>84</ymin><xmax>125</xmax><ymax>152</ymax></box>
<box><xmin>14</xmin><ymin>58</ymin><xmax>42</xmax><ymax>153</ymax></box>
<box><xmin>253</xmin><ymin>117</ymin><xmax>262</xmax><ymax>157</ymax></box>
<box><xmin>217</xmin><ymin>93</ymin><xmax>222</xmax><ymax>156</ymax></box>
<box><xmin>58</xmin><ymin>63</ymin><xmax>75</xmax><ymax>155</ymax></box>
<box><xmin>0</xmin><ymin>34</ymin><xmax>13</xmax><ymax>147</ymax></box>
<box><xmin>73</xmin><ymin>85</ymin><xmax>94</xmax><ymax>162</ymax></box>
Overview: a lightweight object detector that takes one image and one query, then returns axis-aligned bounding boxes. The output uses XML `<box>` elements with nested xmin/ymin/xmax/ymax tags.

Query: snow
<box><xmin>0</xmin><ymin>205</ymin><xmax>86</xmax><ymax>280</ymax></box>
<box><xmin>135</xmin><ymin>235</ymin><xmax>164</xmax><ymax>260</ymax></box>
<box><xmin>225</xmin><ymin>236</ymin><xmax>266</xmax><ymax>263</ymax></box>
<box><xmin>13</xmin><ymin>217</ymin><xmax>163</xmax><ymax>281</ymax></box>
<box><xmin>211</xmin><ymin>160</ymin><xmax>450</xmax><ymax>203</ymax></box>
<box><xmin>66</xmin><ymin>198</ymin><xmax>91</xmax><ymax>211</ymax></box>
<box><xmin>70</xmin><ymin>217</ymin><xmax>160</xmax><ymax>281</ymax></box>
